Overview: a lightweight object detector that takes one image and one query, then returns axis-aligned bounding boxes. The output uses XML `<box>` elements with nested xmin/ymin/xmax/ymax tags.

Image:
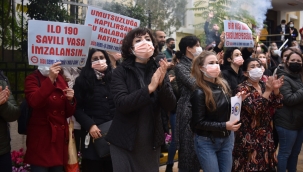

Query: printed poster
<box><xmin>224</xmin><ymin>20</ymin><xmax>254</xmax><ymax>48</ymax></box>
<box><xmin>28</xmin><ymin>20</ymin><xmax>92</xmax><ymax>67</ymax></box>
<box><xmin>85</xmin><ymin>6</ymin><xmax>140</xmax><ymax>52</ymax></box>
<box><xmin>229</xmin><ymin>96</ymin><xmax>242</xmax><ymax>123</ymax></box>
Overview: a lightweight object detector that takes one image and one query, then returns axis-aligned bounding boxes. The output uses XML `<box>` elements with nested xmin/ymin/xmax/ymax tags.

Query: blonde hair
<box><xmin>191</xmin><ymin>51</ymin><xmax>230</xmax><ymax>111</ymax></box>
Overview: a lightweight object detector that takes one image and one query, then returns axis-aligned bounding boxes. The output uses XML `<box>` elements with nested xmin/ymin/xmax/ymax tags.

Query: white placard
<box><xmin>224</xmin><ymin>20</ymin><xmax>254</xmax><ymax>48</ymax></box>
<box><xmin>28</xmin><ymin>20</ymin><xmax>92</xmax><ymax>67</ymax></box>
<box><xmin>229</xmin><ymin>96</ymin><xmax>242</xmax><ymax>123</ymax></box>
<box><xmin>85</xmin><ymin>6</ymin><xmax>140</xmax><ymax>52</ymax></box>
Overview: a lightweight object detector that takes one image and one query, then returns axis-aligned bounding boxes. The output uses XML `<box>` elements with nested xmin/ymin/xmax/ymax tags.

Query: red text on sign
<box><xmin>47</xmin><ymin>25</ymin><xmax>61</xmax><ymax>34</ymax></box>
<box><xmin>64</xmin><ymin>26</ymin><xmax>78</xmax><ymax>35</ymax></box>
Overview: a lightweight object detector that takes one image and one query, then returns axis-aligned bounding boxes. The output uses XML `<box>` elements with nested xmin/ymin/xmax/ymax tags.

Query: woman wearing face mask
<box><xmin>232</xmin><ymin>58</ymin><xmax>284</xmax><ymax>172</ymax></box>
<box><xmin>257</xmin><ymin>53</ymin><xmax>272</xmax><ymax>77</ymax></box>
<box><xmin>24</xmin><ymin>62</ymin><xmax>76</xmax><ymax>172</ymax></box>
<box><xmin>107</xmin><ymin>51</ymin><xmax>122</xmax><ymax>69</ymax></box>
<box><xmin>221</xmin><ymin>47</ymin><xmax>244</xmax><ymax>94</ymax></box>
<box><xmin>288</xmin><ymin>21</ymin><xmax>298</xmax><ymax>41</ymax></box>
<box><xmin>274</xmin><ymin>52</ymin><xmax>303</xmax><ymax>172</ymax></box>
<box><xmin>190</xmin><ymin>51</ymin><xmax>243</xmax><ymax>172</ymax></box>
<box><xmin>174</xmin><ymin>36</ymin><xmax>202</xmax><ymax>172</ymax></box>
<box><xmin>272</xmin><ymin>47</ymin><xmax>301</xmax><ymax>75</ymax></box>
<box><xmin>73</xmin><ymin>49</ymin><xmax>114</xmax><ymax>172</ymax></box>
<box><xmin>269</xmin><ymin>45</ymin><xmax>282</xmax><ymax>73</ymax></box>
<box><xmin>105</xmin><ymin>27</ymin><xmax>176</xmax><ymax>172</ymax></box>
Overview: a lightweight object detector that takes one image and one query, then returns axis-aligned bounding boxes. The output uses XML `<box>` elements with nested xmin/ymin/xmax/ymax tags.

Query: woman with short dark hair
<box><xmin>105</xmin><ymin>27</ymin><xmax>176</xmax><ymax>172</ymax></box>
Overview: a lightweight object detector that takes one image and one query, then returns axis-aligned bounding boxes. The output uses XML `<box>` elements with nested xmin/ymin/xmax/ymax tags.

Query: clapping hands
<box><xmin>266</xmin><ymin>75</ymin><xmax>284</xmax><ymax>94</ymax></box>
<box><xmin>148</xmin><ymin>58</ymin><xmax>168</xmax><ymax>93</ymax></box>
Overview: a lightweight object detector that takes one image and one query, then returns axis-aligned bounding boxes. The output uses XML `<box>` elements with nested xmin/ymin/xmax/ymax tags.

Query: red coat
<box><xmin>24</xmin><ymin>71</ymin><xmax>76</xmax><ymax>167</ymax></box>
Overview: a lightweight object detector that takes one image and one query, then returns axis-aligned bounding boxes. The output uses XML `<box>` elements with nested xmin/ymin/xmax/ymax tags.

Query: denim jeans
<box><xmin>167</xmin><ymin>112</ymin><xmax>177</xmax><ymax>165</ymax></box>
<box><xmin>194</xmin><ymin>131</ymin><xmax>234</xmax><ymax>172</ymax></box>
<box><xmin>0</xmin><ymin>152</ymin><xmax>12</xmax><ymax>172</ymax></box>
<box><xmin>276</xmin><ymin>126</ymin><xmax>303</xmax><ymax>172</ymax></box>
<box><xmin>30</xmin><ymin>165</ymin><xmax>63</xmax><ymax>172</ymax></box>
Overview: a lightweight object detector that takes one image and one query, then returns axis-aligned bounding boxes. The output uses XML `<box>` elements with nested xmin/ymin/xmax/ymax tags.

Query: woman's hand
<box><xmin>0</xmin><ymin>86</ymin><xmax>10</xmax><ymax>105</ymax></box>
<box><xmin>148</xmin><ymin>68</ymin><xmax>161</xmax><ymax>94</ymax></box>
<box><xmin>63</xmin><ymin>87</ymin><xmax>74</xmax><ymax>101</ymax></box>
<box><xmin>158</xmin><ymin>58</ymin><xmax>168</xmax><ymax>86</ymax></box>
<box><xmin>236</xmin><ymin>91</ymin><xmax>250</xmax><ymax>101</ymax></box>
<box><xmin>49</xmin><ymin>62</ymin><xmax>62</xmax><ymax>83</ymax></box>
<box><xmin>169</xmin><ymin>75</ymin><xmax>175</xmax><ymax>82</ymax></box>
<box><xmin>226</xmin><ymin>120</ymin><xmax>241</xmax><ymax>131</ymax></box>
<box><xmin>220</xmin><ymin>32</ymin><xmax>225</xmax><ymax>43</ymax></box>
<box><xmin>89</xmin><ymin>125</ymin><xmax>102</xmax><ymax>139</ymax></box>
<box><xmin>217</xmin><ymin>51</ymin><xmax>224</xmax><ymax>65</ymax></box>
<box><xmin>271</xmin><ymin>75</ymin><xmax>284</xmax><ymax>90</ymax></box>
<box><xmin>266</xmin><ymin>75</ymin><xmax>284</xmax><ymax>95</ymax></box>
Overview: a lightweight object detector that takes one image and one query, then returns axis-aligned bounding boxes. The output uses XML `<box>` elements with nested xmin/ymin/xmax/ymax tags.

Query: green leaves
<box><xmin>135</xmin><ymin>0</ymin><xmax>188</xmax><ymax>35</ymax></box>
<box><xmin>27</xmin><ymin>0</ymin><xmax>69</xmax><ymax>22</ymax></box>
<box><xmin>102</xmin><ymin>2</ymin><xmax>148</xmax><ymax>27</ymax></box>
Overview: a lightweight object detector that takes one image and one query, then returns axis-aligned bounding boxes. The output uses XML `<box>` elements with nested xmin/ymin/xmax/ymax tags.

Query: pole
<box><xmin>148</xmin><ymin>10</ymin><xmax>151</xmax><ymax>29</ymax></box>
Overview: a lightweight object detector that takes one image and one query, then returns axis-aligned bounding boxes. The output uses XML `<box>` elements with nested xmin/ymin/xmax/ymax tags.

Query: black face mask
<box><xmin>170</xmin><ymin>44</ymin><xmax>175</xmax><ymax>49</ymax></box>
<box><xmin>288</xmin><ymin>62</ymin><xmax>302</xmax><ymax>73</ymax></box>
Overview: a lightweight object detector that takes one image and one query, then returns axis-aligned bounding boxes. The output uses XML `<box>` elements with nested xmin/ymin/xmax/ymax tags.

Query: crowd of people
<box><xmin>1</xmin><ymin>16</ymin><xmax>303</xmax><ymax>172</ymax></box>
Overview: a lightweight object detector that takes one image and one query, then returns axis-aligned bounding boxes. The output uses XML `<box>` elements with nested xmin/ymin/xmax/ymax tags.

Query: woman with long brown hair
<box><xmin>190</xmin><ymin>51</ymin><xmax>243</xmax><ymax>172</ymax></box>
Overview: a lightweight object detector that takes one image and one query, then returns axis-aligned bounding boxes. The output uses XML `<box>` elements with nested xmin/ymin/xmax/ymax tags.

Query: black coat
<box><xmin>204</xmin><ymin>21</ymin><xmax>221</xmax><ymax>45</ymax></box>
<box><xmin>105</xmin><ymin>57</ymin><xmax>176</xmax><ymax>151</ymax></box>
<box><xmin>276</xmin><ymin>25</ymin><xmax>290</xmax><ymax>42</ymax></box>
<box><xmin>73</xmin><ymin>78</ymin><xmax>115</xmax><ymax>160</ymax></box>
<box><xmin>275</xmin><ymin>68</ymin><xmax>303</xmax><ymax>130</ymax></box>
<box><xmin>221</xmin><ymin>66</ymin><xmax>244</xmax><ymax>94</ymax></box>
<box><xmin>190</xmin><ymin>82</ymin><xmax>231</xmax><ymax>137</ymax></box>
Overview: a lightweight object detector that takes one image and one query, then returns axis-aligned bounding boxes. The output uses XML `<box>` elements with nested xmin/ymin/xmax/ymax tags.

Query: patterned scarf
<box><xmin>94</xmin><ymin>69</ymin><xmax>104</xmax><ymax>80</ymax></box>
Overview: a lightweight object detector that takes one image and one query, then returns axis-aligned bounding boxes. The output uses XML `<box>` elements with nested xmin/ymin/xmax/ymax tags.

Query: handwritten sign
<box><xmin>28</xmin><ymin>20</ymin><xmax>92</xmax><ymax>67</ymax></box>
<box><xmin>224</xmin><ymin>20</ymin><xmax>254</xmax><ymax>47</ymax></box>
<box><xmin>229</xmin><ymin>96</ymin><xmax>242</xmax><ymax>123</ymax></box>
<box><xmin>85</xmin><ymin>6</ymin><xmax>140</xmax><ymax>52</ymax></box>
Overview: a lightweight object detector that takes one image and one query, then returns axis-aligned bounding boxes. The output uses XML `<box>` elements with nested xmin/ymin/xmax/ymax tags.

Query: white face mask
<box><xmin>191</xmin><ymin>47</ymin><xmax>203</xmax><ymax>57</ymax></box>
<box><xmin>248</xmin><ymin>67</ymin><xmax>263</xmax><ymax>82</ymax></box>
<box><xmin>38</xmin><ymin>66</ymin><xmax>50</xmax><ymax>76</ymax></box>
<box><xmin>290</xmin><ymin>24</ymin><xmax>294</xmax><ymax>27</ymax></box>
<box><xmin>212</xmin><ymin>44</ymin><xmax>216</xmax><ymax>47</ymax></box>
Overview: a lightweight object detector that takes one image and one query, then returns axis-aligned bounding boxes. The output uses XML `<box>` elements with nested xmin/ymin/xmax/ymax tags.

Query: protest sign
<box><xmin>28</xmin><ymin>20</ymin><xmax>92</xmax><ymax>67</ymax></box>
<box><xmin>85</xmin><ymin>6</ymin><xmax>140</xmax><ymax>52</ymax></box>
<box><xmin>224</xmin><ymin>20</ymin><xmax>254</xmax><ymax>47</ymax></box>
<box><xmin>229</xmin><ymin>96</ymin><xmax>242</xmax><ymax>123</ymax></box>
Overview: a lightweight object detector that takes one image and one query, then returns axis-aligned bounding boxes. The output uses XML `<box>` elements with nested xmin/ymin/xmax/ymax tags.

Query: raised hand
<box><xmin>49</xmin><ymin>62</ymin><xmax>62</xmax><ymax>83</ymax></box>
<box><xmin>158</xmin><ymin>58</ymin><xmax>168</xmax><ymax>86</ymax></box>
<box><xmin>0</xmin><ymin>86</ymin><xmax>10</xmax><ymax>105</ymax></box>
<box><xmin>236</xmin><ymin>91</ymin><xmax>250</xmax><ymax>101</ymax></box>
<box><xmin>148</xmin><ymin>68</ymin><xmax>161</xmax><ymax>94</ymax></box>
<box><xmin>272</xmin><ymin>75</ymin><xmax>284</xmax><ymax>90</ymax></box>
<box><xmin>209</xmin><ymin>11</ymin><xmax>214</xmax><ymax>19</ymax></box>
<box><xmin>217</xmin><ymin>52</ymin><xmax>224</xmax><ymax>65</ymax></box>
<box><xmin>220</xmin><ymin>32</ymin><xmax>225</xmax><ymax>43</ymax></box>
